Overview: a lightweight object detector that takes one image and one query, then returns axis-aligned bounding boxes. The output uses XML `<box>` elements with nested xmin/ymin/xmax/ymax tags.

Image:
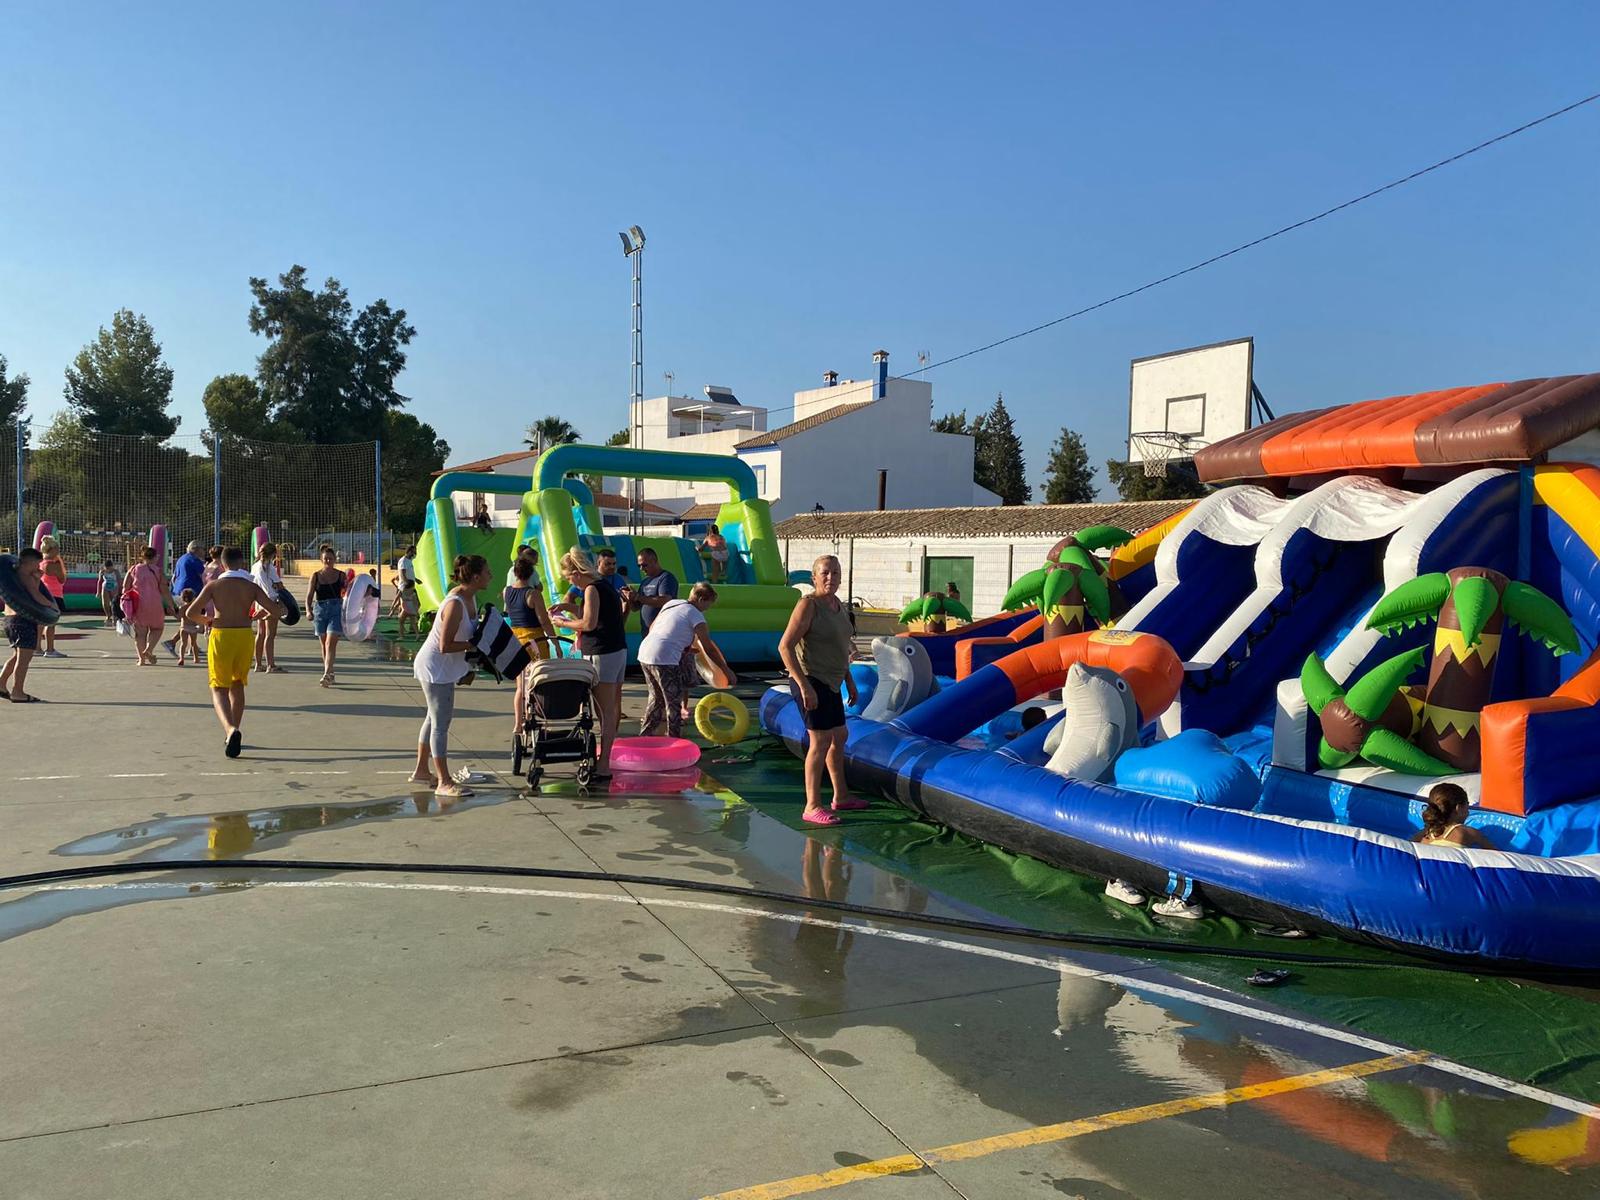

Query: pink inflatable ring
<box><xmin>608</xmin><ymin>736</ymin><xmax>701</xmax><ymax>773</ymax></box>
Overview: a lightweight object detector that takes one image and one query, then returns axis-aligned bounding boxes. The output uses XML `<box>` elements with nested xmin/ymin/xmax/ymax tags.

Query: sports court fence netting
<box><xmin>9</xmin><ymin>423</ymin><xmax>384</xmax><ymax>577</ymax></box>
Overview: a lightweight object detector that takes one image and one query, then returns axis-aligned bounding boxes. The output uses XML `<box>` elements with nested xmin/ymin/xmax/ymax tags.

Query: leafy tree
<box><xmin>0</xmin><ymin>353</ymin><xmax>28</xmax><ymax>432</ymax></box>
<box><xmin>248</xmin><ymin>265</ymin><xmax>414</xmax><ymax>444</ymax></box>
<box><xmin>202</xmin><ymin>373</ymin><xmax>275</xmax><ymax>444</ymax></box>
<box><xmin>605</xmin><ymin>426</ymin><xmax>630</xmax><ymax>447</ymax></box>
<box><xmin>931</xmin><ymin>410</ymin><xmax>970</xmax><ymax>434</ymax></box>
<box><xmin>381</xmin><ymin>410</ymin><xmax>450</xmax><ymax>531</ymax></box>
<box><xmin>973</xmin><ymin>394</ymin><xmax>1031</xmax><ymax>505</ymax></box>
<box><xmin>1105</xmin><ymin>457</ymin><xmax>1209</xmax><ymax>501</ymax></box>
<box><xmin>62</xmin><ymin>309</ymin><xmax>177</xmax><ymax>438</ymax></box>
<box><xmin>524</xmin><ymin>415</ymin><xmax>581</xmax><ymax>452</ymax></box>
<box><xmin>1041</xmin><ymin>427</ymin><xmax>1097</xmax><ymax>504</ymax></box>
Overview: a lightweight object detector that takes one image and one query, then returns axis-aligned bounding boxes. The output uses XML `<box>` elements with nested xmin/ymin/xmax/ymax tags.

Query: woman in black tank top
<box><xmin>552</xmin><ymin>548</ymin><xmax>627</xmax><ymax>778</ymax></box>
<box><xmin>305</xmin><ymin>545</ymin><xmax>348</xmax><ymax>687</ymax></box>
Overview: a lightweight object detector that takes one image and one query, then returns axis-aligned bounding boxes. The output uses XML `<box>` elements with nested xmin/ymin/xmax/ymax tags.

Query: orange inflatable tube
<box><xmin>993</xmin><ymin>628</ymin><xmax>1183</xmax><ymax>722</ymax></box>
<box><xmin>955</xmin><ymin>612</ymin><xmax>1045</xmax><ymax>679</ymax></box>
<box><xmin>1480</xmin><ymin>648</ymin><xmax>1600</xmax><ymax>816</ymax></box>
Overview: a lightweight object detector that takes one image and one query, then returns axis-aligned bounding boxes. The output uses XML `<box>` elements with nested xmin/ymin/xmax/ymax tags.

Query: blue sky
<box><xmin>3</xmin><ymin>2</ymin><xmax>1598</xmax><ymax>499</ymax></box>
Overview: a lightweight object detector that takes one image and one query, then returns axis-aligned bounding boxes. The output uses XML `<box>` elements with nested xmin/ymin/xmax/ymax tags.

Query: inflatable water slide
<box><xmin>766</xmin><ymin>374</ymin><xmax>1600</xmax><ymax>968</ymax></box>
<box><xmin>416</xmin><ymin>444</ymin><xmax>799</xmax><ymax>664</ymax></box>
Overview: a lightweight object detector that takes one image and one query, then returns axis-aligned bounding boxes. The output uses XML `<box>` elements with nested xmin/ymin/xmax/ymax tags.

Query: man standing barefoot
<box><xmin>185</xmin><ymin>547</ymin><xmax>284</xmax><ymax>758</ymax></box>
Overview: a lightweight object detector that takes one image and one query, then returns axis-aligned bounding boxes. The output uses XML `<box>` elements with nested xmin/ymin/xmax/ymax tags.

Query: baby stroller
<box><xmin>513</xmin><ymin>656</ymin><xmax>601</xmax><ymax>788</ymax></box>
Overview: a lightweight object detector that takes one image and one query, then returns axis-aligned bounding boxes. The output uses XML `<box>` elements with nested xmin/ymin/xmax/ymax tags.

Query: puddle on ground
<box><xmin>53</xmin><ymin>791</ymin><xmax>510</xmax><ymax>861</ymax></box>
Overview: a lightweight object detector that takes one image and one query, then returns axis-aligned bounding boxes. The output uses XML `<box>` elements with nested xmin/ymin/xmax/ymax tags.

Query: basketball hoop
<box><xmin>1130</xmin><ymin>431</ymin><xmax>1199</xmax><ymax>479</ymax></box>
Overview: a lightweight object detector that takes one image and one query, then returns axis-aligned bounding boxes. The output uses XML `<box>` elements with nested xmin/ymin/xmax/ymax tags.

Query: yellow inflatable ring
<box><xmin>695</xmin><ymin>692</ymin><xmax>750</xmax><ymax>746</ymax></box>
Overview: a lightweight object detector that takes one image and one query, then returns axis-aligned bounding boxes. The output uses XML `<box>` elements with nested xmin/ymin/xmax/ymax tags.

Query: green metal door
<box><xmin>923</xmin><ymin>555</ymin><xmax>974</xmax><ymax>607</ymax></box>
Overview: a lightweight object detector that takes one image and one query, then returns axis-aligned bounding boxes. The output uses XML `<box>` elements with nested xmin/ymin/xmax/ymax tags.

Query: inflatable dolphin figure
<box><xmin>861</xmin><ymin>636</ymin><xmax>939</xmax><ymax>722</ymax></box>
<box><xmin>1045</xmin><ymin>662</ymin><xmax>1140</xmax><ymax>781</ymax></box>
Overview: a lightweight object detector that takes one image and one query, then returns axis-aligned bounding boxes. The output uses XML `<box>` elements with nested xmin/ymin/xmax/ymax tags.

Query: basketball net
<box><xmin>1142</xmin><ymin>439</ymin><xmax>1172</xmax><ymax>478</ymax></box>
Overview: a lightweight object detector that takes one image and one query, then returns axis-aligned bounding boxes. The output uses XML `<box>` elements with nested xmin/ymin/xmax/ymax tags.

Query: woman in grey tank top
<box><xmin>778</xmin><ymin>554</ymin><xmax>866</xmax><ymax>826</ymax></box>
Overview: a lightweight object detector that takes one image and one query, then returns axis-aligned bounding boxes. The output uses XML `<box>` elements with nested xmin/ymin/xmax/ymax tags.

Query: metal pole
<box><xmin>630</xmin><ymin>243</ymin><xmax>643</xmax><ymax>535</ymax></box>
<box><xmin>14</xmin><ymin>417</ymin><xmax>24</xmax><ymax>554</ymax></box>
<box><xmin>212</xmin><ymin>433</ymin><xmax>222</xmax><ymax>547</ymax></box>
<box><xmin>373</xmin><ymin>440</ymin><xmax>383</xmax><ymax>598</ymax></box>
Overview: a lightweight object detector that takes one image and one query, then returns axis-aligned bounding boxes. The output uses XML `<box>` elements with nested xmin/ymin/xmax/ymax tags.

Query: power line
<box><xmin>642</xmin><ymin>88</ymin><xmax>1600</xmax><ymax>432</ymax></box>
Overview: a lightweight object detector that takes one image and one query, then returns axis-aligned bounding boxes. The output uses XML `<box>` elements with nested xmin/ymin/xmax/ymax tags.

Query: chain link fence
<box><xmin>10</xmin><ymin>422</ymin><xmax>384</xmax><ymax>578</ymax></box>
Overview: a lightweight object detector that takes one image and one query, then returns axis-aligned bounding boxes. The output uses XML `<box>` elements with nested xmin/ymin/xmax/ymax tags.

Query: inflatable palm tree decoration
<box><xmin>1001</xmin><ymin>526</ymin><xmax>1132</xmax><ymax>639</ymax></box>
<box><xmin>1304</xmin><ymin>567</ymin><xmax>1577</xmax><ymax>774</ymax></box>
<box><xmin>898</xmin><ymin>593</ymin><xmax>972</xmax><ymax>628</ymax></box>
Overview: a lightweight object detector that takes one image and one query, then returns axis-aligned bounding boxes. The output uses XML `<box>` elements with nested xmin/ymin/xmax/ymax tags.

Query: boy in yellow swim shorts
<box><xmin>184</xmin><ymin>547</ymin><xmax>285</xmax><ymax>758</ymax></box>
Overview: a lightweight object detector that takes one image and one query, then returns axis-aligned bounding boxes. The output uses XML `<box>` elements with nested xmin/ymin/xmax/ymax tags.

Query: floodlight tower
<box><xmin>619</xmin><ymin>225</ymin><xmax>646</xmax><ymax>533</ymax></box>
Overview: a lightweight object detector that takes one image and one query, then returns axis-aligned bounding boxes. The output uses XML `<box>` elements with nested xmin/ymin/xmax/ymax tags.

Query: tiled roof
<box><xmin>680</xmin><ymin>502</ymin><xmax>723</xmax><ymax>522</ymax></box>
<box><xmin>436</xmin><ymin>449</ymin><xmax>537</xmax><ymax>474</ymax></box>
<box><xmin>735</xmin><ymin>402</ymin><xmax>872</xmax><ymax>449</ymax></box>
<box><xmin>774</xmin><ymin>499</ymin><xmax>1194</xmax><ymax>540</ymax></box>
<box><xmin>593</xmin><ymin>492</ymin><xmax>674</xmax><ymax>516</ymax></box>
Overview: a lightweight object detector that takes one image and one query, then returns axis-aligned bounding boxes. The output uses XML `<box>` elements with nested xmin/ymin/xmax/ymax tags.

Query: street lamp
<box><xmin>619</xmin><ymin>226</ymin><xmax>646</xmax><ymax>533</ymax></box>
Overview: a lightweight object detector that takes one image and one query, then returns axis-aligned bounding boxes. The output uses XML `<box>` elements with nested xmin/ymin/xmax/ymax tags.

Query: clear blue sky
<box><xmin>3</xmin><ymin>2</ymin><xmax>1598</xmax><ymax>499</ymax></box>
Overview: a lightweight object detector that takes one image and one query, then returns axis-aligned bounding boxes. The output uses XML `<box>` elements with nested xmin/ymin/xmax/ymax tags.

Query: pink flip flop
<box><xmin>831</xmin><ymin>798</ymin><xmax>870</xmax><ymax>812</ymax></box>
<box><xmin>802</xmin><ymin>808</ymin><xmax>842</xmax><ymax>827</ymax></box>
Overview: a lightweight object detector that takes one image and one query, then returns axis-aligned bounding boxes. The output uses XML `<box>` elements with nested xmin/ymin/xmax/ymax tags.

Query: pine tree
<box><xmin>931</xmin><ymin>410</ymin><xmax>970</xmax><ymax>434</ymax></box>
<box><xmin>0</xmin><ymin>353</ymin><xmax>28</xmax><ymax>432</ymax></box>
<box><xmin>62</xmin><ymin>310</ymin><xmax>177</xmax><ymax>438</ymax></box>
<box><xmin>1042</xmin><ymin>427</ymin><xmax>1096</xmax><ymax>504</ymax></box>
<box><xmin>974</xmin><ymin>394</ymin><xmax>1031</xmax><ymax>505</ymax></box>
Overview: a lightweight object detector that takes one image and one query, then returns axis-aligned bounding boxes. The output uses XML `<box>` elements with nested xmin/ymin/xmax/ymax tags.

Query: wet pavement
<box><xmin>2</xmin><ymin>619</ymin><xmax>1599</xmax><ymax>1198</ymax></box>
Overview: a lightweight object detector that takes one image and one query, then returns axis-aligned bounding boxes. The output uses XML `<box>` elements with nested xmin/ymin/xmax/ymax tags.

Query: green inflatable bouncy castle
<box><xmin>414</xmin><ymin>444</ymin><xmax>800</xmax><ymax>665</ymax></box>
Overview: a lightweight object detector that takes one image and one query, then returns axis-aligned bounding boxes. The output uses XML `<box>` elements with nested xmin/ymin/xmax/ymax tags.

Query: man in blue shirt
<box><xmin>164</xmin><ymin>541</ymin><xmax>208</xmax><ymax>658</ymax></box>
<box><xmin>633</xmin><ymin>548</ymin><xmax>678</xmax><ymax>633</ymax></box>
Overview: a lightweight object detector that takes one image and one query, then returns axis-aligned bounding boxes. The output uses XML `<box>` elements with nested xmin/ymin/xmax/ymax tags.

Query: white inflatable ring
<box><xmin>695</xmin><ymin>692</ymin><xmax>750</xmax><ymax>746</ymax></box>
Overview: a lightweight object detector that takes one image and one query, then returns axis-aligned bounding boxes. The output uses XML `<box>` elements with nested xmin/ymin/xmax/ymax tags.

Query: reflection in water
<box><xmin>0</xmin><ymin>793</ymin><xmax>507</xmax><ymax>947</ymax></box>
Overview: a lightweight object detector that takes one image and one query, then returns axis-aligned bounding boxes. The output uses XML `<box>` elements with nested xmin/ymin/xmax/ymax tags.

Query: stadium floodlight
<box><xmin>628</xmin><ymin>225</ymin><xmax>645</xmax><ymax>248</ymax></box>
<box><xmin>618</xmin><ymin>230</ymin><xmax>636</xmax><ymax>256</ymax></box>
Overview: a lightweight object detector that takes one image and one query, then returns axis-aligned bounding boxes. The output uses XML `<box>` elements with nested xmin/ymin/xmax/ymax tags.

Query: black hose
<box><xmin>1</xmin><ymin>856</ymin><xmax>1585</xmax><ymax>980</ymax></box>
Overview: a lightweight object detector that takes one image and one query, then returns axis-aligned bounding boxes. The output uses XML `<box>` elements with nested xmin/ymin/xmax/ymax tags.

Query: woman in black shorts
<box><xmin>778</xmin><ymin>554</ymin><xmax>863</xmax><ymax>826</ymax></box>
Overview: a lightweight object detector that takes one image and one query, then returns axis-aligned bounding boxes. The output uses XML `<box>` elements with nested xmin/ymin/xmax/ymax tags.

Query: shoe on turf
<box><xmin>1104</xmin><ymin>879</ymin><xmax>1146</xmax><ymax>906</ymax></box>
<box><xmin>1152</xmin><ymin>896</ymin><xmax>1205</xmax><ymax>920</ymax></box>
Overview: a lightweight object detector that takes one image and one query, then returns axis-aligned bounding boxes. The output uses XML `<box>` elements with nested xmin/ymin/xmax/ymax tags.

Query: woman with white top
<box><xmin>410</xmin><ymin>553</ymin><xmax>488</xmax><ymax>798</ymax></box>
<box><xmin>251</xmin><ymin>541</ymin><xmax>285</xmax><ymax>673</ymax></box>
<box><xmin>638</xmin><ymin>582</ymin><xmax>734</xmax><ymax>738</ymax></box>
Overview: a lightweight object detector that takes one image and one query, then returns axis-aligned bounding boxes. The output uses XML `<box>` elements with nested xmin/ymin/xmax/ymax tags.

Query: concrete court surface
<box><xmin>0</xmin><ymin>619</ymin><xmax>1597</xmax><ymax>1199</ymax></box>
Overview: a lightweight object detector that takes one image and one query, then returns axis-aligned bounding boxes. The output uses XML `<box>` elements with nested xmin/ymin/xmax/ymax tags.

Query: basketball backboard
<box><xmin>1128</xmin><ymin>337</ymin><xmax>1254</xmax><ymax>468</ymax></box>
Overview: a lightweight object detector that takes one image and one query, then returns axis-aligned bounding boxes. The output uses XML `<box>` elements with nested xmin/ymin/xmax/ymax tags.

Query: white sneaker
<box><xmin>1152</xmin><ymin>896</ymin><xmax>1205</xmax><ymax>920</ymax></box>
<box><xmin>1104</xmin><ymin>879</ymin><xmax>1146</xmax><ymax>905</ymax></box>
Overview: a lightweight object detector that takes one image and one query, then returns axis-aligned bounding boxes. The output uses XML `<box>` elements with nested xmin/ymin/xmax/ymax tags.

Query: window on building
<box><xmin>751</xmin><ymin>464</ymin><xmax>768</xmax><ymax>496</ymax></box>
<box><xmin>923</xmin><ymin>556</ymin><xmax>974</xmax><ymax>605</ymax></box>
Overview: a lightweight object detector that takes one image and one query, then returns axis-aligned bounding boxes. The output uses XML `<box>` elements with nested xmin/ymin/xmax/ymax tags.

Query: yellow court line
<box><xmin>704</xmin><ymin>1050</ymin><xmax>1431</xmax><ymax>1200</ymax></box>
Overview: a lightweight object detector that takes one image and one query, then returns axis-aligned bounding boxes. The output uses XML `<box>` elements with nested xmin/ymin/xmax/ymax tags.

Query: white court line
<box><xmin>108</xmin><ymin>773</ymin><xmax>167</xmax><ymax>779</ymax></box>
<box><xmin>14</xmin><ymin>776</ymin><xmax>80</xmax><ymax>782</ymax></box>
<box><xmin>27</xmin><ymin>877</ymin><xmax>1600</xmax><ymax>1121</ymax></box>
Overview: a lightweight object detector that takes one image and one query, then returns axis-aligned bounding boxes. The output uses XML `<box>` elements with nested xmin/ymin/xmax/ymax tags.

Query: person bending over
<box><xmin>1412</xmin><ymin>782</ymin><xmax>1495</xmax><ymax>849</ymax></box>
<box><xmin>638</xmin><ymin>582</ymin><xmax>734</xmax><ymax>738</ymax></box>
<box><xmin>185</xmin><ymin>547</ymin><xmax>284</xmax><ymax>758</ymax></box>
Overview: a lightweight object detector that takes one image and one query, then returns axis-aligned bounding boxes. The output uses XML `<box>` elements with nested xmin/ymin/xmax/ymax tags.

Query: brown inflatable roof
<box><xmin>1194</xmin><ymin>374</ymin><xmax>1600</xmax><ymax>482</ymax></box>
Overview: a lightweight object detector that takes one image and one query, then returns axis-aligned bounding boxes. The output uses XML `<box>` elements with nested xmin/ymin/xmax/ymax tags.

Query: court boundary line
<box><xmin>26</xmin><ymin>877</ymin><xmax>1600</xmax><ymax>1120</ymax></box>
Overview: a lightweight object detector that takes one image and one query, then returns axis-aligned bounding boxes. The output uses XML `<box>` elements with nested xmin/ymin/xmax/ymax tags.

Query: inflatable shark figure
<box><xmin>861</xmin><ymin>636</ymin><xmax>939</xmax><ymax>722</ymax></box>
<box><xmin>1045</xmin><ymin>662</ymin><xmax>1140</xmax><ymax>781</ymax></box>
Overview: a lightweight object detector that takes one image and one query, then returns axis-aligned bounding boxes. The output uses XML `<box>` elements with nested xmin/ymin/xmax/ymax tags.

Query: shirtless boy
<box><xmin>184</xmin><ymin>546</ymin><xmax>285</xmax><ymax>757</ymax></box>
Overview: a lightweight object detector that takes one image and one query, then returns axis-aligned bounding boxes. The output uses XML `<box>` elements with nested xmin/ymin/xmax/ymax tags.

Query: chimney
<box><xmin>823</xmin><ymin>370</ymin><xmax>838</xmax><ymax>387</ymax></box>
<box><xmin>872</xmin><ymin>350</ymin><xmax>889</xmax><ymax>399</ymax></box>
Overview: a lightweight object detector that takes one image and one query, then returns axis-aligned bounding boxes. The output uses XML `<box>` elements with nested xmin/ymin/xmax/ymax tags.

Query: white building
<box><xmin>633</xmin><ymin>350</ymin><xmax>999</xmax><ymax>523</ymax></box>
<box><xmin>775</xmin><ymin>499</ymin><xmax>1193</xmax><ymax>617</ymax></box>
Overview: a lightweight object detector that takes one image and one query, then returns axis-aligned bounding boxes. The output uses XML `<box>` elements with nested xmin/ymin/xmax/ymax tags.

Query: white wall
<box><xmin>780</xmin><ymin>535</ymin><xmax>1066</xmax><ymax>615</ymax></box>
<box><xmin>749</xmin><ymin>390</ymin><xmax>995</xmax><ymax>521</ymax></box>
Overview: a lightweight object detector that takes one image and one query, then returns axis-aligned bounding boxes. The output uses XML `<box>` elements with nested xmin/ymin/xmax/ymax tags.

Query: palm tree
<box><xmin>1000</xmin><ymin>525</ymin><xmax>1132</xmax><ymax>638</ymax></box>
<box><xmin>1304</xmin><ymin>566</ymin><xmax>1577</xmax><ymax>773</ymax></box>
<box><xmin>524</xmin><ymin>416</ymin><xmax>581</xmax><ymax>453</ymax></box>
<box><xmin>898</xmin><ymin>594</ymin><xmax>973</xmax><ymax>630</ymax></box>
